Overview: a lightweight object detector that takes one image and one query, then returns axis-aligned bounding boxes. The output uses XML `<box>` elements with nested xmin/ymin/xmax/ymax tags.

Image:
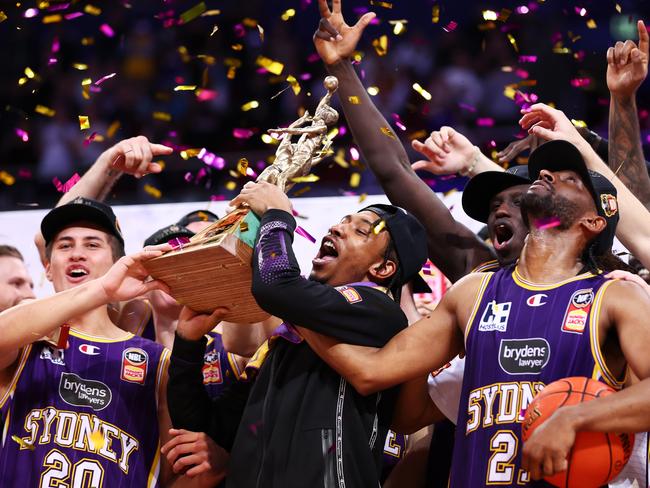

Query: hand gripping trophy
<box><xmin>144</xmin><ymin>76</ymin><xmax>339</xmax><ymax>323</ymax></box>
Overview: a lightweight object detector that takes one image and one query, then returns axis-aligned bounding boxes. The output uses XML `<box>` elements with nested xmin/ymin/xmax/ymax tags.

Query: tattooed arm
<box><xmin>607</xmin><ymin>20</ymin><xmax>650</xmax><ymax>209</ymax></box>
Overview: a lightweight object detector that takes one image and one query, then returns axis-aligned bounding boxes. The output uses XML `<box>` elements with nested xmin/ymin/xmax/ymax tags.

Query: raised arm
<box><xmin>607</xmin><ymin>20</ymin><xmax>650</xmax><ymax>209</ymax></box>
<box><xmin>520</xmin><ymin>102</ymin><xmax>650</xmax><ymax>269</ymax></box>
<box><xmin>313</xmin><ymin>0</ymin><xmax>493</xmax><ymax>281</ymax></box>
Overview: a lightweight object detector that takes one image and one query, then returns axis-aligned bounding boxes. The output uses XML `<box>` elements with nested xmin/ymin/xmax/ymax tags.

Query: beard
<box><xmin>521</xmin><ymin>191</ymin><xmax>583</xmax><ymax>231</ymax></box>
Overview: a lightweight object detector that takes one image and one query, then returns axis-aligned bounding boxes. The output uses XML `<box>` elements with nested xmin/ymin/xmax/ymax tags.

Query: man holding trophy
<box><xmin>164</xmin><ymin>70</ymin><xmax>429</xmax><ymax>486</ymax></box>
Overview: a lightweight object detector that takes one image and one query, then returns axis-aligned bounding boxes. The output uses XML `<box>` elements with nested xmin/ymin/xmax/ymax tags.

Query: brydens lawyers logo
<box><xmin>79</xmin><ymin>344</ymin><xmax>100</xmax><ymax>356</ymax></box>
<box><xmin>499</xmin><ymin>338</ymin><xmax>550</xmax><ymax>375</ymax></box>
<box><xmin>121</xmin><ymin>348</ymin><xmax>148</xmax><ymax>385</ymax></box>
<box><xmin>59</xmin><ymin>372</ymin><xmax>112</xmax><ymax>411</ymax></box>
<box><xmin>561</xmin><ymin>288</ymin><xmax>594</xmax><ymax>334</ymax></box>
<box><xmin>526</xmin><ymin>294</ymin><xmax>548</xmax><ymax>307</ymax></box>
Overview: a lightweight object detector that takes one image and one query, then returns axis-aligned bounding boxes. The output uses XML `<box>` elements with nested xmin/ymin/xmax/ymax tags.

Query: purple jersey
<box><xmin>380</xmin><ymin>430</ymin><xmax>406</xmax><ymax>481</ymax></box>
<box><xmin>202</xmin><ymin>331</ymin><xmax>243</xmax><ymax>400</ymax></box>
<box><xmin>0</xmin><ymin>328</ymin><xmax>169</xmax><ymax>487</ymax></box>
<box><xmin>451</xmin><ymin>266</ymin><xmax>622</xmax><ymax>487</ymax></box>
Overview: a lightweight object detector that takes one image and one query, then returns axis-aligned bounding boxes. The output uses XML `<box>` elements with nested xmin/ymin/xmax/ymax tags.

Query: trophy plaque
<box><xmin>144</xmin><ymin>76</ymin><xmax>339</xmax><ymax>323</ymax></box>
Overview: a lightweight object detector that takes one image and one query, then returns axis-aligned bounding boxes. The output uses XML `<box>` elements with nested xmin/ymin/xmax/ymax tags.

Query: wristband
<box><xmin>460</xmin><ymin>146</ymin><xmax>481</xmax><ymax>177</ymax></box>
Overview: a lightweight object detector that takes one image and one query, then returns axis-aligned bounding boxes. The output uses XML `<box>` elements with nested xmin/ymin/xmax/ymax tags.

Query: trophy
<box><xmin>144</xmin><ymin>76</ymin><xmax>339</xmax><ymax>323</ymax></box>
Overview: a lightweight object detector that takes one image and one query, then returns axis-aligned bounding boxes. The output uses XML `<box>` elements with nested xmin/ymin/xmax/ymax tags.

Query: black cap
<box><xmin>177</xmin><ymin>210</ymin><xmax>219</xmax><ymax>227</ymax></box>
<box><xmin>527</xmin><ymin>140</ymin><xmax>619</xmax><ymax>255</ymax></box>
<box><xmin>143</xmin><ymin>224</ymin><xmax>194</xmax><ymax>247</ymax></box>
<box><xmin>359</xmin><ymin>204</ymin><xmax>428</xmax><ymax>299</ymax></box>
<box><xmin>41</xmin><ymin>197</ymin><xmax>124</xmax><ymax>247</ymax></box>
<box><xmin>462</xmin><ymin>165</ymin><xmax>531</xmax><ymax>223</ymax></box>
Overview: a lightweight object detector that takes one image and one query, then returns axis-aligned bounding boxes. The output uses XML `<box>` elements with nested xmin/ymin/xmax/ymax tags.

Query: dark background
<box><xmin>0</xmin><ymin>0</ymin><xmax>648</xmax><ymax>210</ymax></box>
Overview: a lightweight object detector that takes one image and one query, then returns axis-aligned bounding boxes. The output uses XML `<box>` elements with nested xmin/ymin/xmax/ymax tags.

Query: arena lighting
<box><xmin>610</xmin><ymin>14</ymin><xmax>640</xmax><ymax>40</ymax></box>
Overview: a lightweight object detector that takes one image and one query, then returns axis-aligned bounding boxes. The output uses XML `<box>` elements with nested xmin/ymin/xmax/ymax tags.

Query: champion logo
<box><xmin>526</xmin><ymin>294</ymin><xmax>548</xmax><ymax>307</ymax></box>
<box><xmin>79</xmin><ymin>344</ymin><xmax>100</xmax><ymax>356</ymax></box>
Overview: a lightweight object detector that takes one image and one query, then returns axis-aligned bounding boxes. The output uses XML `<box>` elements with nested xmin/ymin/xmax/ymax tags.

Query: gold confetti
<box><xmin>281</xmin><ymin>8</ymin><xmax>296</xmax><ymax>21</ymax></box>
<box><xmin>231</xmin><ymin>43</ymin><xmax>243</xmax><ymax>51</ymax></box>
<box><xmin>359</xmin><ymin>193</ymin><xmax>367</xmax><ymax>203</ymax></box>
<box><xmin>255</xmin><ymin>55</ymin><xmax>284</xmax><ymax>75</ymax></box>
<box><xmin>503</xmin><ymin>85</ymin><xmax>516</xmax><ymax>99</ymax></box>
<box><xmin>107</xmin><ymin>121</ymin><xmax>120</xmax><ymax>138</ymax></box>
<box><xmin>225</xmin><ymin>180</ymin><xmax>237</xmax><ymax>191</ymax></box>
<box><xmin>81</xmin><ymin>85</ymin><xmax>90</xmax><ymax>100</ymax></box>
<box><xmin>72</xmin><ymin>63</ymin><xmax>88</xmax><ymax>70</ymax></box>
<box><xmin>81</xmin><ymin>78</ymin><xmax>92</xmax><ymax>86</ymax></box>
<box><xmin>243</xmin><ymin>18</ymin><xmax>258</xmax><ymax>28</ymax></box>
<box><xmin>586</xmin><ymin>19</ymin><xmax>597</xmax><ymax>29</ymax></box>
<box><xmin>203</xmin><ymin>9</ymin><xmax>221</xmax><ymax>16</ymax></box>
<box><xmin>84</xmin><ymin>4</ymin><xmax>101</xmax><ymax>15</ymax></box>
<box><xmin>257</xmin><ymin>24</ymin><xmax>264</xmax><ymax>42</ymax></box>
<box><xmin>0</xmin><ymin>11</ymin><xmax>7</xmax><ymax>23</ymax></box>
<box><xmin>412</xmin><ymin>82</ymin><xmax>432</xmax><ymax>100</ymax></box>
<box><xmin>81</xmin><ymin>37</ymin><xmax>94</xmax><ymax>46</ymax></box>
<box><xmin>24</xmin><ymin>67</ymin><xmax>35</xmax><ymax>79</ymax></box>
<box><xmin>372</xmin><ymin>35</ymin><xmax>388</xmax><ymax>56</ymax></box>
<box><xmin>210</xmin><ymin>25</ymin><xmax>219</xmax><ymax>36</ymax></box>
<box><xmin>432</xmin><ymin>5</ymin><xmax>440</xmax><ymax>23</ymax></box>
<box><xmin>152</xmin><ymin>111</ymin><xmax>172</xmax><ymax>122</ymax></box>
<box><xmin>35</xmin><ymin>105</ymin><xmax>55</xmax><ymax>117</ymax></box>
<box><xmin>18</xmin><ymin>78</ymin><xmax>27</xmax><ymax>86</ymax></box>
<box><xmin>367</xmin><ymin>86</ymin><xmax>379</xmax><ymax>96</ymax></box>
<box><xmin>78</xmin><ymin>116</ymin><xmax>90</xmax><ymax>130</ymax></box>
<box><xmin>380</xmin><ymin>127</ymin><xmax>396</xmax><ymax>139</ymax></box>
<box><xmin>291</xmin><ymin>174</ymin><xmax>320</xmax><ymax>183</ymax></box>
<box><xmin>42</xmin><ymin>14</ymin><xmax>62</xmax><ymax>24</ymax></box>
<box><xmin>286</xmin><ymin>75</ymin><xmax>301</xmax><ymax>95</ymax></box>
<box><xmin>180</xmin><ymin>148</ymin><xmax>201</xmax><ymax>160</ymax></box>
<box><xmin>12</xmin><ymin>435</ymin><xmax>34</xmax><ymax>450</ymax></box>
<box><xmin>372</xmin><ymin>219</ymin><xmax>386</xmax><ymax>234</ymax></box>
<box><xmin>241</xmin><ymin>100</ymin><xmax>259</xmax><ymax>111</ymax></box>
<box><xmin>350</xmin><ymin>172</ymin><xmax>361</xmax><ymax>188</ymax></box>
<box><xmin>334</xmin><ymin>148</ymin><xmax>350</xmax><ymax>169</ymax></box>
<box><xmin>174</xmin><ymin>85</ymin><xmax>197</xmax><ymax>91</ymax></box>
<box><xmin>482</xmin><ymin>10</ymin><xmax>498</xmax><ymax>21</ymax></box>
<box><xmin>370</xmin><ymin>0</ymin><xmax>392</xmax><ymax>8</ymax></box>
<box><xmin>144</xmin><ymin>184</ymin><xmax>162</xmax><ymax>199</ymax></box>
<box><xmin>615</xmin><ymin>4</ymin><xmax>621</xmax><ymax>13</ymax></box>
<box><xmin>389</xmin><ymin>20</ymin><xmax>407</xmax><ymax>35</ymax></box>
<box><xmin>506</xmin><ymin>33</ymin><xmax>519</xmax><ymax>52</ymax></box>
<box><xmin>237</xmin><ymin>158</ymin><xmax>249</xmax><ymax>176</ymax></box>
<box><xmin>0</xmin><ymin>171</ymin><xmax>15</xmax><ymax>186</ymax></box>
<box><xmin>571</xmin><ymin>119</ymin><xmax>587</xmax><ymax>128</ymax></box>
<box><xmin>261</xmin><ymin>134</ymin><xmax>277</xmax><ymax>145</ymax></box>
<box><xmin>348</xmin><ymin>96</ymin><xmax>360</xmax><ymax>104</ymax></box>
<box><xmin>180</xmin><ymin>2</ymin><xmax>206</xmax><ymax>24</ymax></box>
<box><xmin>89</xmin><ymin>430</ymin><xmax>105</xmax><ymax>451</ymax></box>
<box><xmin>292</xmin><ymin>186</ymin><xmax>311</xmax><ymax>197</ymax></box>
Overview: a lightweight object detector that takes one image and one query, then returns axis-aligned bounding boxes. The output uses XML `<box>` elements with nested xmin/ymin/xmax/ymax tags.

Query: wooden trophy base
<box><xmin>144</xmin><ymin>209</ymin><xmax>270</xmax><ymax>324</ymax></box>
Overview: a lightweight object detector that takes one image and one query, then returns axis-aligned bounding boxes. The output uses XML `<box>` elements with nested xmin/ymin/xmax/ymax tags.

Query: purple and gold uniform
<box><xmin>451</xmin><ymin>266</ymin><xmax>623</xmax><ymax>487</ymax></box>
<box><xmin>0</xmin><ymin>329</ymin><xmax>169</xmax><ymax>487</ymax></box>
<box><xmin>202</xmin><ymin>331</ymin><xmax>243</xmax><ymax>400</ymax></box>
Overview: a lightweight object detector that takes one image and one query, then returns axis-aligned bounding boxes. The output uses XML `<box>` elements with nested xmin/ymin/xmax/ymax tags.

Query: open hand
<box><xmin>176</xmin><ymin>306</ymin><xmax>230</xmax><ymax>341</ymax></box>
<box><xmin>106</xmin><ymin>136</ymin><xmax>173</xmax><ymax>178</ymax></box>
<box><xmin>607</xmin><ymin>20</ymin><xmax>649</xmax><ymax>98</ymax></box>
<box><xmin>313</xmin><ymin>0</ymin><xmax>376</xmax><ymax>65</ymax></box>
<box><xmin>411</xmin><ymin>127</ymin><xmax>476</xmax><ymax>175</ymax></box>
<box><xmin>518</xmin><ymin>103</ymin><xmax>585</xmax><ymax>149</ymax></box>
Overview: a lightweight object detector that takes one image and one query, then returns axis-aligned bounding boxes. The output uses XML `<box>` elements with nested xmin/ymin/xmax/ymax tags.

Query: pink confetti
<box><xmin>306</xmin><ymin>53</ymin><xmax>320</xmax><ymax>63</ymax></box>
<box><xmin>574</xmin><ymin>6</ymin><xmax>587</xmax><ymax>17</ymax></box>
<box><xmin>210</xmin><ymin>195</ymin><xmax>226</xmax><ymax>201</ymax></box>
<box><xmin>458</xmin><ymin>103</ymin><xmax>477</xmax><ymax>112</ymax></box>
<box><xmin>391</xmin><ymin>113</ymin><xmax>406</xmax><ymax>131</ymax></box>
<box><xmin>534</xmin><ymin>216</ymin><xmax>561</xmax><ymax>230</ymax></box>
<box><xmin>48</xmin><ymin>58</ymin><xmax>58</xmax><ymax>66</ymax></box>
<box><xmin>570</xmin><ymin>78</ymin><xmax>591</xmax><ymax>88</ymax></box>
<box><xmin>168</xmin><ymin>236</ymin><xmax>191</xmax><ymax>250</ymax></box>
<box><xmin>196</xmin><ymin>89</ymin><xmax>218</xmax><ymax>101</ymax></box>
<box><xmin>99</xmin><ymin>23</ymin><xmax>115</xmax><ymax>37</ymax></box>
<box><xmin>94</xmin><ymin>73</ymin><xmax>116</xmax><ymax>85</ymax></box>
<box><xmin>48</xmin><ymin>2</ymin><xmax>70</xmax><ymax>11</ymax></box>
<box><xmin>52</xmin><ymin>173</ymin><xmax>81</xmax><ymax>193</ymax></box>
<box><xmin>338</xmin><ymin>125</ymin><xmax>347</xmax><ymax>136</ymax></box>
<box><xmin>476</xmin><ymin>118</ymin><xmax>495</xmax><ymax>127</ymax></box>
<box><xmin>24</xmin><ymin>8</ymin><xmax>39</xmax><ymax>18</ymax></box>
<box><xmin>83</xmin><ymin>131</ymin><xmax>98</xmax><ymax>146</ymax></box>
<box><xmin>442</xmin><ymin>21</ymin><xmax>458</xmax><ymax>33</ymax></box>
<box><xmin>518</xmin><ymin>55</ymin><xmax>537</xmax><ymax>63</ymax></box>
<box><xmin>51</xmin><ymin>37</ymin><xmax>60</xmax><ymax>53</ymax></box>
<box><xmin>514</xmin><ymin>69</ymin><xmax>529</xmax><ymax>79</ymax></box>
<box><xmin>184</xmin><ymin>172</ymin><xmax>193</xmax><ymax>182</ymax></box>
<box><xmin>299</xmin><ymin>73</ymin><xmax>312</xmax><ymax>81</ymax></box>
<box><xmin>18</xmin><ymin>169</ymin><xmax>32</xmax><ymax>179</ymax></box>
<box><xmin>197</xmin><ymin>148</ymin><xmax>225</xmax><ymax>170</ymax></box>
<box><xmin>350</xmin><ymin>147</ymin><xmax>360</xmax><ymax>160</ymax></box>
<box><xmin>233</xmin><ymin>128</ymin><xmax>254</xmax><ymax>139</ymax></box>
<box><xmin>233</xmin><ymin>23</ymin><xmax>246</xmax><ymax>38</ymax></box>
<box><xmin>15</xmin><ymin>129</ymin><xmax>29</xmax><ymax>142</ymax></box>
<box><xmin>64</xmin><ymin>12</ymin><xmax>83</xmax><ymax>20</ymax></box>
<box><xmin>515</xmin><ymin>5</ymin><xmax>529</xmax><ymax>14</ymax></box>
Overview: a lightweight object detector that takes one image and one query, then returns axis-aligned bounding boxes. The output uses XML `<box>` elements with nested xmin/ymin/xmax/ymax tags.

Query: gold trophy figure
<box><xmin>144</xmin><ymin>76</ymin><xmax>339</xmax><ymax>323</ymax></box>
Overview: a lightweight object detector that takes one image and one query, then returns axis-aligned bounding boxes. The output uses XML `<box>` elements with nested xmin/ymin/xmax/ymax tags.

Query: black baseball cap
<box><xmin>143</xmin><ymin>223</ymin><xmax>194</xmax><ymax>247</ymax></box>
<box><xmin>41</xmin><ymin>197</ymin><xmax>124</xmax><ymax>247</ymax></box>
<box><xmin>462</xmin><ymin>165</ymin><xmax>531</xmax><ymax>223</ymax></box>
<box><xmin>527</xmin><ymin>139</ymin><xmax>619</xmax><ymax>255</ymax></box>
<box><xmin>359</xmin><ymin>204</ymin><xmax>428</xmax><ymax>299</ymax></box>
<box><xmin>177</xmin><ymin>210</ymin><xmax>219</xmax><ymax>227</ymax></box>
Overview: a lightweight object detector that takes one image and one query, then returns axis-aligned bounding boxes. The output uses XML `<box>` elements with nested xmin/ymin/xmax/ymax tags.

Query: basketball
<box><xmin>522</xmin><ymin>377</ymin><xmax>634</xmax><ymax>487</ymax></box>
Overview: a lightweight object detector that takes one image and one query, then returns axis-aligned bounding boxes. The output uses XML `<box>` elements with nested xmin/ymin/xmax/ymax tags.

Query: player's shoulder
<box><xmin>602</xmin><ymin>275</ymin><xmax>650</xmax><ymax>306</ymax></box>
<box><xmin>334</xmin><ymin>284</ymin><xmax>405</xmax><ymax>317</ymax></box>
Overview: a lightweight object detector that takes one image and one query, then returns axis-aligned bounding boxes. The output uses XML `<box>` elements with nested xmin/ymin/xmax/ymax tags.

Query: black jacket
<box><xmin>168</xmin><ymin>209</ymin><xmax>408</xmax><ymax>488</ymax></box>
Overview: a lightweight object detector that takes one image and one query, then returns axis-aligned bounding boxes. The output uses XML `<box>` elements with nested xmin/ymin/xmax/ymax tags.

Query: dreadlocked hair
<box><xmin>582</xmin><ymin>243</ymin><xmax>636</xmax><ymax>274</ymax></box>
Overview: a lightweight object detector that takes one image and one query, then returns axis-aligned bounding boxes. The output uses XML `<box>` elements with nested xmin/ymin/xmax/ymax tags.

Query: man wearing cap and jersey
<box><xmin>166</xmin><ymin>180</ymin><xmax>428</xmax><ymax>487</ymax></box>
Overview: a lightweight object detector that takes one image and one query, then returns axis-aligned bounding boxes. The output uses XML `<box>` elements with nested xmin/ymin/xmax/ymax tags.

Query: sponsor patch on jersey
<box><xmin>499</xmin><ymin>338</ymin><xmax>550</xmax><ymax>375</ymax></box>
<box><xmin>526</xmin><ymin>293</ymin><xmax>547</xmax><ymax>307</ymax></box>
<box><xmin>202</xmin><ymin>349</ymin><xmax>223</xmax><ymax>385</ymax></box>
<box><xmin>40</xmin><ymin>345</ymin><xmax>65</xmax><ymax>366</ymax></box>
<box><xmin>79</xmin><ymin>344</ymin><xmax>100</xmax><ymax>356</ymax></box>
<box><xmin>59</xmin><ymin>372</ymin><xmax>112</xmax><ymax>411</ymax></box>
<box><xmin>336</xmin><ymin>286</ymin><xmax>362</xmax><ymax>304</ymax></box>
<box><xmin>478</xmin><ymin>301</ymin><xmax>511</xmax><ymax>332</ymax></box>
<box><xmin>120</xmin><ymin>347</ymin><xmax>148</xmax><ymax>385</ymax></box>
<box><xmin>601</xmin><ymin>194</ymin><xmax>618</xmax><ymax>217</ymax></box>
<box><xmin>561</xmin><ymin>289</ymin><xmax>594</xmax><ymax>334</ymax></box>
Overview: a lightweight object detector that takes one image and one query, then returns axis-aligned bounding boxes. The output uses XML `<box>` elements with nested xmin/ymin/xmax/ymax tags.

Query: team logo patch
<box><xmin>79</xmin><ymin>344</ymin><xmax>100</xmax><ymax>356</ymax></box>
<box><xmin>336</xmin><ymin>286</ymin><xmax>362</xmax><ymax>304</ymax></box>
<box><xmin>59</xmin><ymin>372</ymin><xmax>112</xmax><ymax>411</ymax></box>
<box><xmin>499</xmin><ymin>338</ymin><xmax>550</xmax><ymax>375</ymax></box>
<box><xmin>561</xmin><ymin>289</ymin><xmax>594</xmax><ymax>334</ymax></box>
<box><xmin>121</xmin><ymin>347</ymin><xmax>148</xmax><ymax>385</ymax></box>
<box><xmin>526</xmin><ymin>293</ymin><xmax>547</xmax><ymax>307</ymax></box>
<box><xmin>601</xmin><ymin>194</ymin><xmax>618</xmax><ymax>217</ymax></box>
<box><xmin>478</xmin><ymin>301</ymin><xmax>511</xmax><ymax>332</ymax></box>
<box><xmin>202</xmin><ymin>349</ymin><xmax>223</xmax><ymax>385</ymax></box>
<box><xmin>40</xmin><ymin>345</ymin><xmax>65</xmax><ymax>366</ymax></box>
